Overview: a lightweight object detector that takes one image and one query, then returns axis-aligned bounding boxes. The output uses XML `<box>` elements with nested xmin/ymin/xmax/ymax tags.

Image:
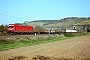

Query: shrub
<box><xmin>64</xmin><ymin>33</ymin><xmax>75</xmax><ymax>37</ymax></box>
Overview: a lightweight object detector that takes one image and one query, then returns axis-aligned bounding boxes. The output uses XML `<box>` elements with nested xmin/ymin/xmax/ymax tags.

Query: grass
<box><xmin>0</xmin><ymin>35</ymin><xmax>71</xmax><ymax>51</ymax></box>
<box><xmin>85</xmin><ymin>33</ymin><xmax>90</xmax><ymax>36</ymax></box>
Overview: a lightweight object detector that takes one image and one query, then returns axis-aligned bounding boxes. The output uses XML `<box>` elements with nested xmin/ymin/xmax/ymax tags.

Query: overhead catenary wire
<box><xmin>0</xmin><ymin>13</ymin><xmax>29</xmax><ymax>20</ymax></box>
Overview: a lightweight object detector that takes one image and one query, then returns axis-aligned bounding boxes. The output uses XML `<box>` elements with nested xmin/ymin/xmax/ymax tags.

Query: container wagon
<box><xmin>7</xmin><ymin>24</ymin><xmax>33</xmax><ymax>34</ymax></box>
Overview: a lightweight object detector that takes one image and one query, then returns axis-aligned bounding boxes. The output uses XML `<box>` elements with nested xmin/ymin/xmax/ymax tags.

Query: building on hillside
<box><xmin>73</xmin><ymin>20</ymin><xmax>90</xmax><ymax>33</ymax></box>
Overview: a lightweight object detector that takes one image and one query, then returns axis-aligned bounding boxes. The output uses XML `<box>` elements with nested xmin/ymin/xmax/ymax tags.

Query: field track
<box><xmin>0</xmin><ymin>36</ymin><xmax>90</xmax><ymax>60</ymax></box>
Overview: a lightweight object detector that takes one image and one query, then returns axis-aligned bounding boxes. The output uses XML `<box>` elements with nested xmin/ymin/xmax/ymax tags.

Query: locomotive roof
<box><xmin>9</xmin><ymin>23</ymin><xmax>32</xmax><ymax>27</ymax></box>
<box><xmin>15</xmin><ymin>23</ymin><xmax>26</xmax><ymax>26</ymax></box>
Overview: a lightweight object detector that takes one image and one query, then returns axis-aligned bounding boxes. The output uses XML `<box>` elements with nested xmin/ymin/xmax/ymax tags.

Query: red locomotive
<box><xmin>7</xmin><ymin>24</ymin><xmax>33</xmax><ymax>34</ymax></box>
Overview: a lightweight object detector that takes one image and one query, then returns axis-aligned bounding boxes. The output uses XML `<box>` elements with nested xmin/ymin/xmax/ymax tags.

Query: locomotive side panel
<box><xmin>8</xmin><ymin>24</ymin><xmax>33</xmax><ymax>34</ymax></box>
<box><xmin>16</xmin><ymin>26</ymin><xmax>25</xmax><ymax>32</ymax></box>
<box><xmin>24</xmin><ymin>26</ymin><xmax>33</xmax><ymax>32</ymax></box>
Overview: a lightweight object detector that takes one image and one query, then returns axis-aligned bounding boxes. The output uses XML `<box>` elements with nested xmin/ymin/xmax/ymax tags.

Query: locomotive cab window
<box><xmin>8</xmin><ymin>26</ymin><xmax>14</xmax><ymax>28</ymax></box>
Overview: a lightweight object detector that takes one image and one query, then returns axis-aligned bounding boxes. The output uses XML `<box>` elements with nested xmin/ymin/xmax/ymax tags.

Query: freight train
<box><xmin>7</xmin><ymin>23</ymin><xmax>78</xmax><ymax>34</ymax></box>
<box><xmin>7</xmin><ymin>24</ymin><xmax>33</xmax><ymax>34</ymax></box>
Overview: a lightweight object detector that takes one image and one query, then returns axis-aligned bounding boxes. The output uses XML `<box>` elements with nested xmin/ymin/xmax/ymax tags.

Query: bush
<box><xmin>64</xmin><ymin>33</ymin><xmax>75</xmax><ymax>37</ymax></box>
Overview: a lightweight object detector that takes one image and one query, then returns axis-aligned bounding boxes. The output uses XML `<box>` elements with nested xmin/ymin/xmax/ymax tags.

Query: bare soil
<box><xmin>0</xmin><ymin>36</ymin><xmax>90</xmax><ymax>60</ymax></box>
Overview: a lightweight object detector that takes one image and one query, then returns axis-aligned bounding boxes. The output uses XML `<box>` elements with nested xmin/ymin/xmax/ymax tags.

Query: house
<box><xmin>73</xmin><ymin>20</ymin><xmax>90</xmax><ymax>33</ymax></box>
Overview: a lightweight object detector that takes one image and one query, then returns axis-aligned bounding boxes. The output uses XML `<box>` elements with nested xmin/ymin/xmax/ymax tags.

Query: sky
<box><xmin>0</xmin><ymin>0</ymin><xmax>90</xmax><ymax>25</ymax></box>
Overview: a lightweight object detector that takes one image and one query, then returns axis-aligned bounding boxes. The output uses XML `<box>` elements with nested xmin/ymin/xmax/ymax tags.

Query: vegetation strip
<box><xmin>0</xmin><ymin>35</ymin><xmax>71</xmax><ymax>51</ymax></box>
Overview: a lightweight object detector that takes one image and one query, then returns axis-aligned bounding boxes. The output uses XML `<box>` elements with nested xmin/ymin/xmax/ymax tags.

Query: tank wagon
<box><xmin>7</xmin><ymin>24</ymin><xmax>33</xmax><ymax>34</ymax></box>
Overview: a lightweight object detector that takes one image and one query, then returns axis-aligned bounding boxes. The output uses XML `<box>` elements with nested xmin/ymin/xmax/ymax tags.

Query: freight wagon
<box><xmin>61</xmin><ymin>29</ymin><xmax>78</xmax><ymax>33</ymax></box>
<box><xmin>7</xmin><ymin>24</ymin><xmax>33</xmax><ymax>34</ymax></box>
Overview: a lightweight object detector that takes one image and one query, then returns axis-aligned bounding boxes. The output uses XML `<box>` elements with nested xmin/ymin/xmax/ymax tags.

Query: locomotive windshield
<box><xmin>8</xmin><ymin>26</ymin><xmax>14</xmax><ymax>28</ymax></box>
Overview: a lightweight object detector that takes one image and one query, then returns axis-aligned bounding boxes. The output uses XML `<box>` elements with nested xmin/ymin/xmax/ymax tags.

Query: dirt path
<box><xmin>0</xmin><ymin>36</ymin><xmax>90</xmax><ymax>60</ymax></box>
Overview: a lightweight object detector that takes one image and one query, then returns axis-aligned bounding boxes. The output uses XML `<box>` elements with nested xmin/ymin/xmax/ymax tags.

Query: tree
<box><xmin>87</xmin><ymin>17</ymin><xmax>90</xmax><ymax>20</ymax></box>
<box><xmin>0</xmin><ymin>24</ymin><xmax>4</xmax><ymax>32</ymax></box>
<box><xmin>34</xmin><ymin>25</ymin><xmax>44</xmax><ymax>33</ymax></box>
<box><xmin>24</xmin><ymin>21</ymin><xmax>28</xmax><ymax>25</ymax></box>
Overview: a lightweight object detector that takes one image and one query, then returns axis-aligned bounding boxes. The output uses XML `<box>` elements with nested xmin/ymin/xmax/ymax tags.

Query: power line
<box><xmin>0</xmin><ymin>13</ymin><xmax>29</xmax><ymax>20</ymax></box>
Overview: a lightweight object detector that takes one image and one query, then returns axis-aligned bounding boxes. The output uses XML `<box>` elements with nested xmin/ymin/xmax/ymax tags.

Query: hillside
<box><xmin>74</xmin><ymin>20</ymin><xmax>90</xmax><ymax>25</ymax></box>
<box><xmin>26</xmin><ymin>17</ymin><xmax>90</xmax><ymax>29</ymax></box>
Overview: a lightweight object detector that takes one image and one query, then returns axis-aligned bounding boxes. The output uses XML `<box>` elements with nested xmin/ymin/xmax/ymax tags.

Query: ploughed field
<box><xmin>0</xmin><ymin>36</ymin><xmax>90</xmax><ymax>60</ymax></box>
